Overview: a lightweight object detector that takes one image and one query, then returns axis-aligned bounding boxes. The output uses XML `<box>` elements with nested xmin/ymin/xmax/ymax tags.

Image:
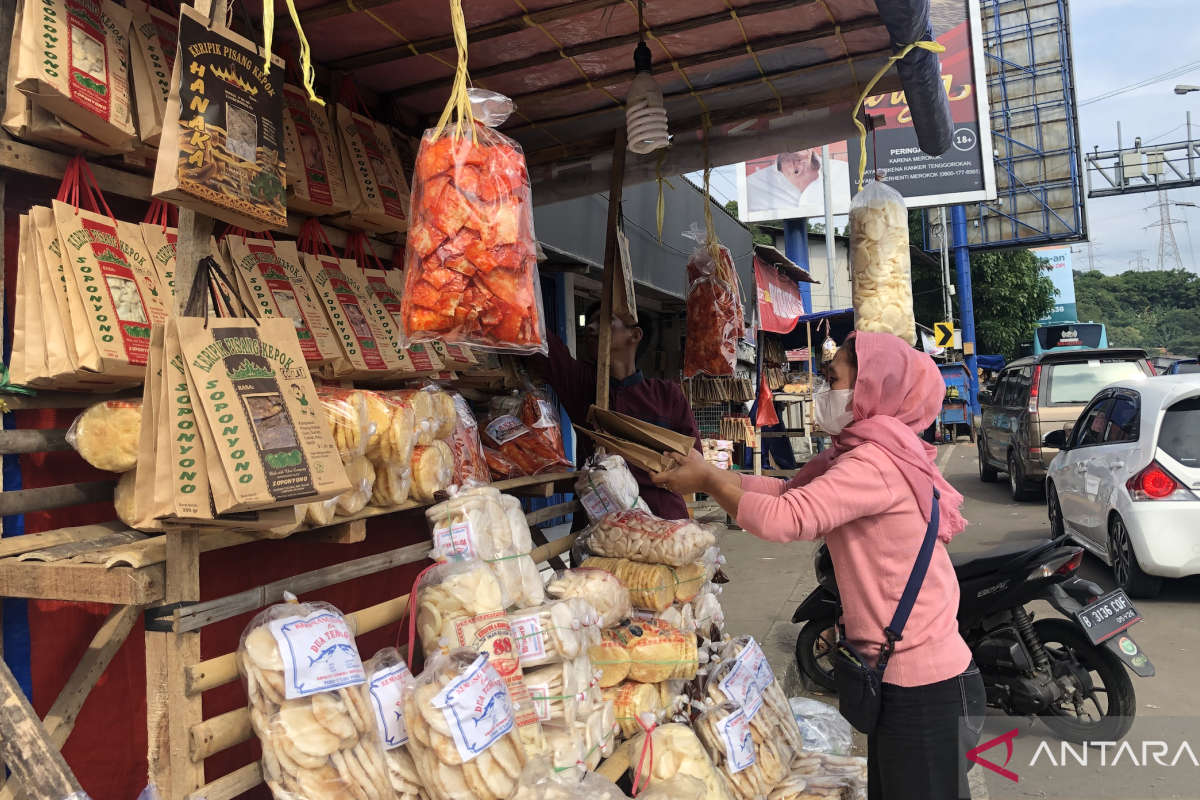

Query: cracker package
<box><xmin>224</xmin><ymin>234</ymin><xmax>340</xmax><ymax>367</ymax></box>
<box><xmin>175</xmin><ymin>310</ymin><xmax>351</xmax><ymax>513</ymax></box>
<box><xmin>13</xmin><ymin>0</ymin><xmax>137</xmax><ymax>148</ymax></box>
<box><xmin>296</xmin><ymin>220</ymin><xmax>405</xmax><ymax>378</ymax></box>
<box><xmin>335</xmin><ymin>79</ymin><xmax>410</xmax><ymax>234</ymax></box>
<box><xmin>127</xmin><ymin>0</ymin><xmax>178</xmax><ymax>147</ymax></box>
<box><xmin>281</xmin><ymin>76</ymin><xmax>350</xmax><ymax>217</ymax></box>
<box><xmin>152</xmin><ymin>4</ymin><xmax>286</xmax><ymax>230</ymax></box>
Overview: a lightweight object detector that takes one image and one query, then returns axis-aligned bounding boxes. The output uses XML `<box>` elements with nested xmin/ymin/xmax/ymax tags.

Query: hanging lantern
<box><xmin>626</xmin><ymin>41</ymin><xmax>669</xmax><ymax>154</ymax></box>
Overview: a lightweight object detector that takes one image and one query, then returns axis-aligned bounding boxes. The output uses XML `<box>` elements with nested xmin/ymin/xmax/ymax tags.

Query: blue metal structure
<box><xmin>952</xmin><ymin>206</ymin><xmax>980</xmax><ymax>417</ymax></box>
<box><xmin>937</xmin><ymin>362</ymin><xmax>972</xmax><ymax>425</ymax></box>
<box><xmin>783</xmin><ymin>220</ymin><xmax>812</xmax><ymax>314</ymax></box>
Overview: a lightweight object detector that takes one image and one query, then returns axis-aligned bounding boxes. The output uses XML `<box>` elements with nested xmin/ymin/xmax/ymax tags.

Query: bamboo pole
<box><xmin>595</xmin><ymin>127</ymin><xmax>628</xmax><ymax>410</ymax></box>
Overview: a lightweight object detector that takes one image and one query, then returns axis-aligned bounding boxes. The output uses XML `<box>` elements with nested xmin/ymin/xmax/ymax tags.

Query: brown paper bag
<box><xmin>282</xmin><ymin>83</ymin><xmax>350</xmax><ymax>217</ymax></box>
<box><xmin>359</xmin><ymin>264</ymin><xmax>447</xmax><ymax>375</ymax></box>
<box><xmin>13</xmin><ymin>0</ymin><xmax>137</xmax><ymax>148</ymax></box>
<box><xmin>139</xmin><ymin>222</ymin><xmax>239</xmax><ymax>318</ymax></box>
<box><xmin>10</xmin><ymin>215</ymin><xmax>35</xmax><ymax>387</ymax></box>
<box><xmin>334</xmin><ymin>240</ymin><xmax>416</xmax><ymax>377</ymax></box>
<box><xmin>127</xmin><ymin>2</ymin><xmax>178</xmax><ymax>147</ymax></box>
<box><xmin>224</xmin><ymin>235</ymin><xmax>340</xmax><ymax>366</ymax></box>
<box><xmin>132</xmin><ymin>325</ymin><xmax>165</xmax><ymax>532</ymax></box>
<box><xmin>28</xmin><ymin>215</ymin><xmax>77</xmax><ymax>382</ymax></box>
<box><xmin>614</xmin><ymin>226</ymin><xmax>638</xmax><ymax>326</ymax></box>
<box><xmin>151</xmin><ymin>5</ymin><xmax>286</xmax><ymax>231</ymax></box>
<box><xmin>176</xmin><ymin>316</ymin><xmax>351</xmax><ymax>512</ymax></box>
<box><xmin>334</xmin><ymin>82</ymin><xmax>410</xmax><ymax>234</ymax></box>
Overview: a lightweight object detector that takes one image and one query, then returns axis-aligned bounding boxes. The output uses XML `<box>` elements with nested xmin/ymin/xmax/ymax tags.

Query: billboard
<box><xmin>736</xmin><ymin>143</ymin><xmax>851</xmax><ymax>223</ymax></box>
<box><xmin>1035</xmin><ymin>246</ymin><xmax>1077</xmax><ymax>323</ymax></box>
<box><xmin>847</xmin><ymin>0</ymin><xmax>995</xmax><ymax>208</ymax></box>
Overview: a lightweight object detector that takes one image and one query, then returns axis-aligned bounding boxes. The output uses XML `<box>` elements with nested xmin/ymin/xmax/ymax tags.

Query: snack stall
<box><xmin>0</xmin><ymin>0</ymin><xmax>951</xmax><ymax>795</ymax></box>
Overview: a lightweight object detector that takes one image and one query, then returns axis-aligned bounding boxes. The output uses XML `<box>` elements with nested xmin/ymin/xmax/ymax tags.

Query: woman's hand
<box><xmin>650</xmin><ymin>450</ymin><xmax>714</xmax><ymax>495</ymax></box>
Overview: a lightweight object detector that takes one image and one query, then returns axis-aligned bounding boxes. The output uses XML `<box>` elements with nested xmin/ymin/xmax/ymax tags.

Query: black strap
<box><xmin>878</xmin><ymin>488</ymin><xmax>941</xmax><ymax>670</ymax></box>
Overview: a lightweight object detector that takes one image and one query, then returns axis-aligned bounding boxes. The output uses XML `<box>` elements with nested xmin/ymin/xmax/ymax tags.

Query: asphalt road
<box><xmin>944</xmin><ymin>442</ymin><xmax>1200</xmax><ymax>718</ymax></box>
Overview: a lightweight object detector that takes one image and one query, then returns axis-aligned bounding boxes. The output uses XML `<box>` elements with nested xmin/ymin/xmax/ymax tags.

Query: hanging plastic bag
<box><xmin>848</xmin><ymin>173</ymin><xmax>915</xmax><ymax>345</ymax></box>
<box><xmin>400</xmin><ymin>75</ymin><xmax>547</xmax><ymax>354</ymax></box>
<box><xmin>447</xmin><ymin>393</ymin><xmax>492</xmax><ymax>484</ymax></box>
<box><xmin>524</xmin><ymin>660</ymin><xmax>579</xmax><ymax>728</ymax></box>
<box><xmin>360</xmin><ymin>647</ymin><xmax>423</xmax><ymax>798</ymax></box>
<box><xmin>604</xmin><ymin>681</ymin><xmax>662</xmax><ymax>738</ymax></box>
<box><xmin>579</xmin><ymin>556</ymin><xmax>675</xmax><ymax>613</ymax></box>
<box><xmin>479</xmin><ymin>407</ymin><xmax>571</xmax><ymax>477</ymax></box>
<box><xmin>604</xmin><ymin>618</ymin><xmax>698</xmax><ymax>684</ymax></box>
<box><xmin>66</xmin><ymin>399</ymin><xmax>142</xmax><ymax>473</ymax></box>
<box><xmin>682</xmin><ymin>224</ymin><xmax>742</xmax><ymax>378</ymax></box>
<box><xmin>545</xmin><ymin>568</ymin><xmax>632</xmax><ymax>629</ymax></box>
<box><xmin>582</xmin><ymin>510</ymin><xmax>718</xmax><ymax>568</ymax></box>
<box><xmin>574</xmin><ymin>454</ymin><xmax>650</xmax><ymax>522</ymax></box>
<box><xmin>509</xmin><ymin>599</ymin><xmax>597</xmax><ymax>668</ymax></box>
<box><xmin>787</xmin><ymin>697</ymin><xmax>853</xmax><ymax>756</ymax></box>
<box><xmin>629</xmin><ymin>723</ymin><xmax>737</xmax><ymax>800</ymax></box>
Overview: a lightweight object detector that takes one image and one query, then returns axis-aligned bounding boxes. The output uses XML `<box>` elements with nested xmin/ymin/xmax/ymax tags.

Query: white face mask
<box><xmin>814</xmin><ymin>383</ymin><xmax>855</xmax><ymax>435</ymax></box>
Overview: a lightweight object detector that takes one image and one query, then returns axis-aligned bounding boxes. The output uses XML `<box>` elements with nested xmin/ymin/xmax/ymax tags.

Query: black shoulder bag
<box><xmin>832</xmin><ymin>488</ymin><xmax>940</xmax><ymax>735</ymax></box>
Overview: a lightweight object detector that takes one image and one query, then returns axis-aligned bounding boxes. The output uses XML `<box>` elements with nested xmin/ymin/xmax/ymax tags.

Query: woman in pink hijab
<box><xmin>655</xmin><ymin>331</ymin><xmax>985</xmax><ymax>800</ymax></box>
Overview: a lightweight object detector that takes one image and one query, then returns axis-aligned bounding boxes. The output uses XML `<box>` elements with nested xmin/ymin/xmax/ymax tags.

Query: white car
<box><xmin>1044</xmin><ymin>375</ymin><xmax>1200</xmax><ymax>599</ymax></box>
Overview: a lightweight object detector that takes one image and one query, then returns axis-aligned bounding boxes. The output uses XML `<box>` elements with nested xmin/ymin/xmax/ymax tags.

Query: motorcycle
<box><xmin>793</xmin><ymin>535</ymin><xmax>1152</xmax><ymax>742</ymax></box>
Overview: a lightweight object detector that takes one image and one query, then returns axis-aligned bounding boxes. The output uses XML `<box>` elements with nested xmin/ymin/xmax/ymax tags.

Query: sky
<box><xmin>690</xmin><ymin>0</ymin><xmax>1200</xmax><ymax>277</ymax></box>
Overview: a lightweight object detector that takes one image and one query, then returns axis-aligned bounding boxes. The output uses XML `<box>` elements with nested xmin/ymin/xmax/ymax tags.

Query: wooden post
<box><xmin>594</xmin><ymin>126</ymin><xmax>627</xmax><ymax>410</ymax></box>
<box><xmin>0</xmin><ymin>660</ymin><xmax>82</xmax><ymax>800</ymax></box>
<box><xmin>163</xmin><ymin>532</ymin><xmax>204</xmax><ymax>798</ymax></box>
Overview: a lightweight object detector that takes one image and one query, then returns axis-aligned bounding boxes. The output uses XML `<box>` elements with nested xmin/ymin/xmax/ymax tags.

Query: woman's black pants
<box><xmin>867</xmin><ymin>662</ymin><xmax>987</xmax><ymax>800</ymax></box>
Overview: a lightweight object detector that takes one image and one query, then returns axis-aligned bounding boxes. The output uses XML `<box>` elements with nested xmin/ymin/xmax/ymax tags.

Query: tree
<box><xmin>1076</xmin><ymin>269</ymin><xmax>1200</xmax><ymax>356</ymax></box>
<box><xmin>723</xmin><ymin>200</ymin><xmax>774</xmax><ymax>245</ymax></box>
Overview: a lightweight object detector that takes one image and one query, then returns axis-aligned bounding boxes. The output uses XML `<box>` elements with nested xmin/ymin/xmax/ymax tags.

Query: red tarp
<box><xmin>754</xmin><ymin>254</ymin><xmax>804</xmax><ymax>334</ymax></box>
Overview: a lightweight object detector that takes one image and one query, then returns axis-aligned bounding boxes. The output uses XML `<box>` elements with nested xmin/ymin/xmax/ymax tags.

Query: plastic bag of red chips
<box><xmin>400</xmin><ymin>90</ymin><xmax>547</xmax><ymax>355</ymax></box>
<box><xmin>483</xmin><ymin>445</ymin><xmax>525</xmax><ymax>481</ymax></box>
<box><xmin>479</xmin><ymin>409</ymin><xmax>571</xmax><ymax>477</ymax></box>
<box><xmin>682</xmin><ymin>225</ymin><xmax>743</xmax><ymax>378</ymax></box>
<box><xmin>446</xmin><ymin>392</ymin><xmax>491</xmax><ymax>484</ymax></box>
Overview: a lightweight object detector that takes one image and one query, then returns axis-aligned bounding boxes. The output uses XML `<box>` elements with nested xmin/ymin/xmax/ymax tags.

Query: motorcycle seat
<box><xmin>949</xmin><ymin>539</ymin><xmax>1053</xmax><ymax>581</ymax></box>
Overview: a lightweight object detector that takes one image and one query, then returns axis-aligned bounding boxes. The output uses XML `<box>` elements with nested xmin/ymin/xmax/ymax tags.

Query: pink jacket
<box><xmin>737</xmin><ymin>332</ymin><xmax>971</xmax><ymax>687</ymax></box>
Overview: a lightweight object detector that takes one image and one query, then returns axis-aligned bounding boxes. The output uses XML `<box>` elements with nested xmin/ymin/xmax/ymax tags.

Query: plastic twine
<box><xmin>431</xmin><ymin>0</ymin><xmax>475</xmax><ymax>142</ymax></box>
<box><xmin>851</xmin><ymin>40</ymin><xmax>946</xmax><ymax>191</ymax></box>
<box><xmin>262</xmin><ymin>0</ymin><xmax>323</xmax><ymax>104</ymax></box>
<box><xmin>631</xmin><ymin>712</ymin><xmax>658</xmax><ymax>796</ymax></box>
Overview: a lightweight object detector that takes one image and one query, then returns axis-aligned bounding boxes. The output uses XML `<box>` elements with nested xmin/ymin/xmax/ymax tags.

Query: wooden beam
<box><xmin>0</xmin><ymin>521</ymin><xmax>130</xmax><ymax>559</ymax></box>
<box><xmin>524</xmin><ymin>499</ymin><xmax>582</xmax><ymax>527</ymax></box>
<box><xmin>146</xmin><ymin>629</ymin><xmax>171</xmax><ymax>794</ymax></box>
<box><xmin>0</xmin><ymin>429</ymin><xmax>71</xmax><ymax>455</ymax></box>
<box><xmin>385</xmin><ymin>0</ymin><xmax>821</xmax><ymax>95</ymax></box>
<box><xmin>289</xmin><ymin>518</ymin><xmax>367</xmax><ymax>544</ymax></box>
<box><xmin>0</xmin><ymin>480</ymin><xmax>116</xmax><ymax>517</ymax></box>
<box><xmin>189</xmin><ymin>707</ymin><xmax>250</xmax><ymax>762</ymax></box>
<box><xmin>0</xmin><ymin>660</ymin><xmax>82</xmax><ymax>800</ymax></box>
<box><xmin>184</xmin><ymin>762</ymin><xmax>261</xmax><ymax>800</ymax></box>
<box><xmin>164</xmin><ymin>531</ymin><xmax>204</xmax><ymax>798</ymax></box>
<box><xmin>0</xmin><ymin>388</ymin><xmax>142</xmax><ymax>411</ymax></box>
<box><xmin>172</xmin><ymin>211</ymin><xmax>214</xmax><ymax>317</ymax></box>
<box><xmin>594</xmin><ymin>127</ymin><xmax>627</xmax><ymax>410</ymax></box>
<box><xmin>16</xmin><ymin>530</ymin><xmax>145</xmax><ymax>562</ymax></box>
<box><xmin>0</xmin><ymin>140</ymin><xmax>153</xmax><ymax>199</ymax></box>
<box><xmin>528</xmin><ymin>525</ymin><xmax>567</xmax><ymax>571</ymax></box>
<box><xmin>0</xmin><ymin>561</ymin><xmax>163</xmax><ymax>603</ymax></box>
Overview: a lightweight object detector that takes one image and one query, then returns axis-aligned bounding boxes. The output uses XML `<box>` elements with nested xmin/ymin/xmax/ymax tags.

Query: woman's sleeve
<box><xmin>738</xmin><ymin>474</ymin><xmax>788</xmax><ymax>496</ymax></box>
<box><xmin>736</xmin><ymin>452</ymin><xmax>895</xmax><ymax>543</ymax></box>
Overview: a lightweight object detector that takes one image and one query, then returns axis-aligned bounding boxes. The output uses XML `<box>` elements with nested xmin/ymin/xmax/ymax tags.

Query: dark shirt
<box><xmin>526</xmin><ymin>334</ymin><xmax>702</xmax><ymax>520</ymax></box>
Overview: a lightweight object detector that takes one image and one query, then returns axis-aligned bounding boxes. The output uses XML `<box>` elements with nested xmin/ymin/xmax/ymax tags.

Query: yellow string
<box><xmin>655</xmin><ymin>148</ymin><xmax>674</xmax><ymax>242</ymax></box>
<box><xmin>432</xmin><ymin>0</ymin><xmax>475</xmax><ymax>142</ymax></box>
<box><xmin>701</xmin><ymin>115</ymin><xmax>723</xmax><ymax>268</ymax></box>
<box><xmin>262</xmin><ymin>0</ymin><xmax>274</xmax><ymax>72</ymax></box>
<box><xmin>852</xmin><ymin>40</ymin><xmax>945</xmax><ymax>190</ymax></box>
<box><xmin>816</xmin><ymin>0</ymin><xmax>860</xmax><ymax>97</ymax></box>
<box><xmin>720</xmin><ymin>0</ymin><xmax>782</xmax><ymax>114</ymax></box>
<box><xmin>261</xmin><ymin>0</ymin><xmax>323</xmax><ymax>105</ymax></box>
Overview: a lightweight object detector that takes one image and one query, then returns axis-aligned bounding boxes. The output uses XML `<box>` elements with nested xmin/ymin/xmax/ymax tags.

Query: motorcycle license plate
<box><xmin>1075</xmin><ymin>590</ymin><xmax>1141</xmax><ymax>644</ymax></box>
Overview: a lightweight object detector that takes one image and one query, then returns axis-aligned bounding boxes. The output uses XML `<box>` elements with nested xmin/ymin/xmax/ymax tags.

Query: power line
<box><xmin>1078</xmin><ymin>59</ymin><xmax>1200</xmax><ymax>106</ymax></box>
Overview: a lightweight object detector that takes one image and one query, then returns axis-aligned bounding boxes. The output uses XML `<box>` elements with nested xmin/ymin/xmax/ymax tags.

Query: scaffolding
<box><xmin>925</xmin><ymin>0</ymin><xmax>1087</xmax><ymax>249</ymax></box>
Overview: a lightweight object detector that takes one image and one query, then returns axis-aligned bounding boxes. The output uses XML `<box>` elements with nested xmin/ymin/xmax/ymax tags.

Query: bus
<box><xmin>1030</xmin><ymin>322</ymin><xmax>1108</xmax><ymax>355</ymax></box>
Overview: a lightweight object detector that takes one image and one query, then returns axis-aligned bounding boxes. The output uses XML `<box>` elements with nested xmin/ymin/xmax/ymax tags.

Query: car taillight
<box><xmin>1127</xmin><ymin>461</ymin><xmax>1196</xmax><ymax>501</ymax></box>
<box><xmin>1027</xmin><ymin>364</ymin><xmax>1042</xmax><ymax>413</ymax></box>
<box><xmin>1147</xmin><ymin>362</ymin><xmax>1158</xmax><ymax>376</ymax></box>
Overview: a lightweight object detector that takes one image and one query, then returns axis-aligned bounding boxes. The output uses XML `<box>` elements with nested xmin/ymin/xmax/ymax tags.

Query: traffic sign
<box><xmin>934</xmin><ymin>322</ymin><xmax>955</xmax><ymax>348</ymax></box>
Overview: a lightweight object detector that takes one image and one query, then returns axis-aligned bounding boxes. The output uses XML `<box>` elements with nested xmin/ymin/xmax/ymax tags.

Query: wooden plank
<box><xmin>0</xmin><ymin>389</ymin><xmax>142</xmax><ymax>411</ymax></box>
<box><xmin>146</xmin><ymin>630</ymin><xmax>172</xmax><ymax>794</ymax></box>
<box><xmin>173</xmin><ymin>211</ymin><xmax>214</xmax><ymax>317</ymax></box>
<box><xmin>0</xmin><ymin>522</ymin><xmax>129</xmax><ymax>559</ymax></box>
<box><xmin>0</xmin><ymin>659</ymin><xmax>82</xmax><ymax>800</ymax></box>
<box><xmin>189</xmin><ymin>707</ymin><xmax>250</xmax><ymax>762</ymax></box>
<box><xmin>165</xmin><ymin>531</ymin><xmax>204</xmax><ymax>799</ymax></box>
<box><xmin>16</xmin><ymin>530</ymin><xmax>146</xmax><ymax>562</ymax></box>
<box><xmin>524</xmin><ymin>499</ymin><xmax>582</xmax><ymax>527</ymax></box>
<box><xmin>0</xmin><ymin>429</ymin><xmax>71</xmax><ymax>455</ymax></box>
<box><xmin>596</xmin><ymin>739</ymin><xmax>632</xmax><ymax>783</ymax></box>
<box><xmin>0</xmin><ymin>140</ymin><xmax>153</xmax><ymax>201</ymax></box>
<box><xmin>0</xmin><ymin>480</ymin><xmax>116</xmax><ymax>517</ymax></box>
<box><xmin>290</xmin><ymin>519</ymin><xmax>367</xmax><ymax>544</ymax></box>
<box><xmin>0</xmin><ymin>561</ymin><xmax>163</xmax><ymax>603</ymax></box>
<box><xmin>528</xmin><ymin>525</ymin><xmax>567</xmax><ymax>571</ymax></box>
<box><xmin>184</xmin><ymin>762</ymin><xmax>261</xmax><ymax>800</ymax></box>
<box><xmin>172</xmin><ymin>541</ymin><xmax>432</xmax><ymax>633</ymax></box>
<box><xmin>594</xmin><ymin>127</ymin><xmax>627</xmax><ymax>410</ymax></box>
<box><xmin>85</xmin><ymin>529</ymin><xmax>265</xmax><ymax>569</ymax></box>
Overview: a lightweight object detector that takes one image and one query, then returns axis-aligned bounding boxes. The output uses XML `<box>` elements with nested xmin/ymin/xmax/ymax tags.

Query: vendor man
<box><xmin>525</xmin><ymin>303</ymin><xmax>701</xmax><ymax>519</ymax></box>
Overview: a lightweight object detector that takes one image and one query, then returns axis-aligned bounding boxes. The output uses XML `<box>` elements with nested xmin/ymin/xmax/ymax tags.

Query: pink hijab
<box><xmin>808</xmin><ymin>331</ymin><xmax>967</xmax><ymax>542</ymax></box>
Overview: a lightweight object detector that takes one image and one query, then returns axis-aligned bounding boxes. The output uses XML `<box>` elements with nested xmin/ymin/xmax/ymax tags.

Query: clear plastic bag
<box><xmin>415</xmin><ymin>383</ymin><xmax>458</xmax><ymax>440</ymax></box>
<box><xmin>588</xmin><ymin>635</ymin><xmax>630</xmax><ymax>688</ymax></box>
<box><xmin>386</xmin><ymin>389</ymin><xmax>439</xmax><ymax>447</ymax></box>
<box><xmin>712</xmin><ymin>637</ymin><xmax>803</xmax><ymax>763</ymax></box>
<box><xmin>485</xmin><ymin>445</ymin><xmax>526</xmax><ymax>480</ymax></box>
<box><xmin>682</xmin><ymin>225</ymin><xmax>743</xmax><ymax>378</ymax></box>
<box><xmin>360</xmin><ymin>647</ymin><xmax>423</xmax><ymax>798</ymax></box>
<box><xmin>415</xmin><ymin>559</ymin><xmax>510</xmax><ymax>652</ymax></box>
<box><xmin>693</xmin><ymin>588</ymin><xmax>727</xmax><ymax>640</ymax></box>
<box><xmin>582</xmin><ymin>510</ymin><xmax>717</xmax><ymax>568</ymax></box>
<box><xmin>788</xmin><ymin>697</ymin><xmax>853</xmax><ymax>756</ymax></box>
<box><xmin>517</xmin><ymin>388</ymin><xmax>566</xmax><ymax>460</ymax></box>
<box><xmin>336</xmin><ymin>456</ymin><xmax>376</xmax><ymax>515</ymax></box>
<box><xmin>574</xmin><ymin>454</ymin><xmax>650</xmax><ymax>523</ymax></box>
<box><xmin>672</xmin><ymin>562</ymin><xmax>707</xmax><ymax>604</ymax></box>
<box><xmin>237</xmin><ymin>594</ymin><xmax>392</xmax><ymax>800</ymax></box>
<box><xmin>635</xmin><ymin>774</ymin><xmax>709</xmax><ymax>800</ymax></box>
<box><xmin>401</xmin><ymin>116</ymin><xmax>548</xmax><ymax>355</ymax></box>
<box><xmin>479</xmin><ymin>410</ymin><xmax>571</xmax><ymax>477</ymax></box>
<box><xmin>606</xmin><ymin>618</ymin><xmax>698</xmax><ymax>684</ymax></box>
<box><xmin>509</xmin><ymin>599</ymin><xmax>592</xmax><ymax>668</ymax></box>
<box><xmin>301</xmin><ymin>497</ymin><xmax>340</xmax><ymax>526</ymax></box>
<box><xmin>447</xmin><ymin>393</ymin><xmax>491</xmax><ymax>484</ymax></box>
<box><xmin>411</xmin><ymin>441</ymin><xmax>454</xmax><ymax>503</ymax></box>
<box><xmin>695</xmin><ymin>701</ymin><xmax>787</xmax><ymax>800</ymax></box>
<box><xmin>580</xmin><ymin>556</ymin><xmax>675</xmax><ymax>612</ymax></box>
<box><xmin>524</xmin><ymin>660</ymin><xmax>579</xmax><ymax>728</ymax></box>
<box><xmin>370</xmin><ymin>463</ymin><xmax>413</xmax><ymax>507</ymax></box>
<box><xmin>402</xmin><ymin>645</ymin><xmax>527</xmax><ymax>800</ymax></box>
<box><xmin>848</xmin><ymin>173</ymin><xmax>916</xmax><ymax>345</ymax></box>
<box><xmin>780</xmin><ymin>752</ymin><xmax>867</xmax><ymax>798</ymax></box>
<box><xmin>362</xmin><ymin>390</ymin><xmax>418</xmax><ymax>469</ymax></box>
<box><xmin>603</xmin><ymin>681</ymin><xmax>662</xmax><ymax>738</ymax></box>
<box><xmin>316</xmin><ymin>387</ymin><xmax>373</xmax><ymax>465</ymax></box>
<box><xmin>468</xmin><ymin>88</ymin><xmax>515</xmax><ymax>127</ymax></box>
<box><xmin>629</xmin><ymin>723</ymin><xmax>736</xmax><ymax>800</ymax></box>
<box><xmin>510</xmin><ymin>755</ymin><xmax>625</xmax><ymax>800</ymax></box>
<box><xmin>66</xmin><ymin>399</ymin><xmax>142</xmax><ymax>473</ymax></box>
<box><xmin>545</xmin><ymin>568</ymin><xmax>632</xmax><ymax>629</ymax></box>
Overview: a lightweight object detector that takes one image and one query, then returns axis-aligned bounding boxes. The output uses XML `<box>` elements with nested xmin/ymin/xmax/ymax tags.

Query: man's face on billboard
<box><xmin>777</xmin><ymin>149</ymin><xmax>822</xmax><ymax>192</ymax></box>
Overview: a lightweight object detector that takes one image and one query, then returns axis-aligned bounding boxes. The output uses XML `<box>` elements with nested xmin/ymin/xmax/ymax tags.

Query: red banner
<box><xmin>754</xmin><ymin>255</ymin><xmax>805</xmax><ymax>334</ymax></box>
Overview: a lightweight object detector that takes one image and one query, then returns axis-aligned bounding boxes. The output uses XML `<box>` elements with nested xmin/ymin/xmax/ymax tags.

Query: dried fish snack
<box><xmin>67</xmin><ymin>399</ymin><xmax>142</xmax><ymax>473</ymax></box>
<box><xmin>848</xmin><ymin>175</ymin><xmax>915</xmax><ymax>345</ymax></box>
<box><xmin>545</xmin><ymin>568</ymin><xmax>632</xmax><ymax>629</ymax></box>
<box><xmin>238</xmin><ymin>595</ymin><xmax>393</xmax><ymax>800</ymax></box>
<box><xmin>582</xmin><ymin>511</ymin><xmax>717</xmax><ymax>568</ymax></box>
<box><xmin>629</xmin><ymin>723</ymin><xmax>736</xmax><ymax>800</ymax></box>
<box><xmin>403</xmin><ymin>645</ymin><xmax>527</xmax><ymax>800</ymax></box>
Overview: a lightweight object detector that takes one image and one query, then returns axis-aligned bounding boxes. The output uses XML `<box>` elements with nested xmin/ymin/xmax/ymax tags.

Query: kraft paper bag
<box><xmin>334</xmin><ymin>257</ymin><xmax>417</xmax><ymax>378</ymax></box>
<box><xmin>176</xmin><ymin>316</ymin><xmax>351</xmax><ymax>513</ymax></box>
<box><xmin>576</xmin><ymin>406</ymin><xmax>698</xmax><ymax>473</ymax></box>
<box><xmin>14</xmin><ymin>0</ymin><xmax>137</xmax><ymax>148</ymax></box>
<box><xmin>132</xmin><ymin>325</ymin><xmax>166</xmax><ymax>532</ymax></box>
<box><xmin>10</xmin><ymin>215</ymin><xmax>35</xmax><ymax>387</ymax></box>
<box><xmin>282</xmin><ymin>83</ymin><xmax>350</xmax><ymax>217</ymax></box>
<box><xmin>127</xmin><ymin>1</ymin><xmax>178</xmax><ymax>147</ymax></box>
<box><xmin>151</xmin><ymin>5</ymin><xmax>286</xmax><ymax>231</ymax></box>
<box><xmin>334</xmin><ymin>88</ymin><xmax>410</xmax><ymax>234</ymax></box>
<box><xmin>29</xmin><ymin>215</ymin><xmax>78</xmax><ymax>382</ymax></box>
<box><xmin>359</xmin><ymin>264</ymin><xmax>448</xmax><ymax>376</ymax></box>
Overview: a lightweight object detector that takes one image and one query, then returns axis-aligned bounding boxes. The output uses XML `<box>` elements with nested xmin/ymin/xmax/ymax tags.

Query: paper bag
<box><xmin>132</xmin><ymin>325</ymin><xmax>165</xmax><ymax>532</ymax></box>
<box><xmin>282</xmin><ymin>83</ymin><xmax>350</xmax><ymax>216</ymax></box>
<box><xmin>13</xmin><ymin>0</ymin><xmax>137</xmax><ymax>148</ymax></box>
<box><xmin>334</xmin><ymin>81</ymin><xmax>410</xmax><ymax>234</ymax></box>
<box><xmin>358</xmin><ymin>263</ymin><xmax>447</xmax><ymax>375</ymax></box>
<box><xmin>151</xmin><ymin>5</ymin><xmax>286</xmax><ymax>231</ymax></box>
<box><xmin>127</xmin><ymin>1</ymin><xmax>178</xmax><ymax>147</ymax></box>
<box><xmin>10</xmin><ymin>215</ymin><xmax>36</xmax><ymax>387</ymax></box>
<box><xmin>175</xmin><ymin>316</ymin><xmax>351</xmax><ymax>512</ymax></box>
<box><xmin>576</xmin><ymin>406</ymin><xmax>697</xmax><ymax>474</ymax></box>
<box><xmin>614</xmin><ymin>226</ymin><xmax>638</xmax><ymax>326</ymax></box>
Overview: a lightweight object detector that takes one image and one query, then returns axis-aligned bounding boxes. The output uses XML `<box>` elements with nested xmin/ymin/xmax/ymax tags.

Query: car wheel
<box><xmin>978</xmin><ymin>439</ymin><xmax>998</xmax><ymax>482</ymax></box>
<box><xmin>1108</xmin><ymin>514</ymin><xmax>1162</xmax><ymax>599</ymax></box>
<box><xmin>1009</xmin><ymin>451</ymin><xmax>1036</xmax><ymax>501</ymax></box>
<box><xmin>1048</xmin><ymin>484</ymin><xmax>1065</xmax><ymax>537</ymax></box>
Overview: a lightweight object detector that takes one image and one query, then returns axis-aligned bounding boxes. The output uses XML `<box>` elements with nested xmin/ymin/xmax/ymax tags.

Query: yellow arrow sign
<box><xmin>934</xmin><ymin>322</ymin><xmax>955</xmax><ymax>347</ymax></box>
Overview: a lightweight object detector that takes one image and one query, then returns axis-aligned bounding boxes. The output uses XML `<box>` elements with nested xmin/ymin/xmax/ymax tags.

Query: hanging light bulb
<box><xmin>626</xmin><ymin>40</ymin><xmax>669</xmax><ymax>154</ymax></box>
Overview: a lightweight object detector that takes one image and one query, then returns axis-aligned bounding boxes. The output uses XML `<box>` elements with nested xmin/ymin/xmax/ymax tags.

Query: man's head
<box><xmin>776</xmin><ymin>149</ymin><xmax>822</xmax><ymax>193</ymax></box>
<box><xmin>584</xmin><ymin>302</ymin><xmax>654</xmax><ymax>366</ymax></box>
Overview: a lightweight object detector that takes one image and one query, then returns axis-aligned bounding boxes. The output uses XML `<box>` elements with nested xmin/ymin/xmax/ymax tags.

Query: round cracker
<box><xmin>313</xmin><ymin>691</ymin><xmax>357</xmax><ymax>740</ymax></box>
<box><xmin>331</xmin><ymin>750</ymin><xmax>369</xmax><ymax>800</ymax></box>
